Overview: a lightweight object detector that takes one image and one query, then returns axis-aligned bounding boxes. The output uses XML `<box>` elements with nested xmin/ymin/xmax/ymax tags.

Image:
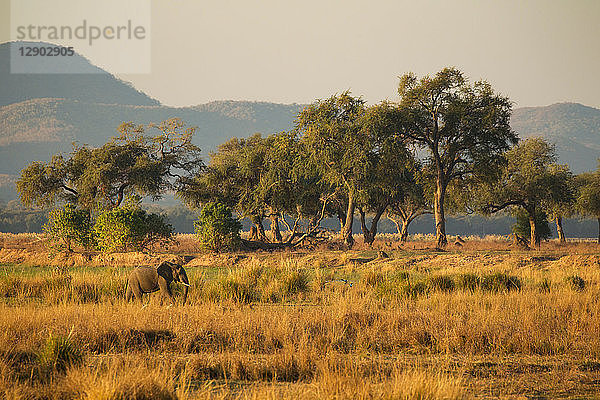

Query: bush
<box><xmin>363</xmin><ymin>269</ymin><xmax>386</xmax><ymax>287</ymax></box>
<box><xmin>94</xmin><ymin>205</ymin><xmax>172</xmax><ymax>253</ymax></box>
<box><xmin>281</xmin><ymin>269</ymin><xmax>309</xmax><ymax>296</ymax></box>
<box><xmin>403</xmin><ymin>281</ymin><xmax>427</xmax><ymax>298</ymax></box>
<box><xmin>194</xmin><ymin>202</ymin><xmax>242</xmax><ymax>252</ymax></box>
<box><xmin>512</xmin><ymin>209</ymin><xmax>552</xmax><ymax>243</ymax></box>
<box><xmin>44</xmin><ymin>204</ymin><xmax>93</xmax><ymax>251</ymax></box>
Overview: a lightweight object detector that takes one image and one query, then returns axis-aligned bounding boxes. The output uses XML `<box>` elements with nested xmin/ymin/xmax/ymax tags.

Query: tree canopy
<box><xmin>17</xmin><ymin>118</ymin><xmax>202</xmax><ymax>211</ymax></box>
<box><xmin>398</xmin><ymin>67</ymin><xmax>516</xmax><ymax>247</ymax></box>
<box><xmin>478</xmin><ymin>137</ymin><xmax>573</xmax><ymax>247</ymax></box>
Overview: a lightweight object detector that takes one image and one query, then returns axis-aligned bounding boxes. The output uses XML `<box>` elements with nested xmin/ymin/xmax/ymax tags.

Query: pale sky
<box><xmin>2</xmin><ymin>0</ymin><xmax>600</xmax><ymax>108</ymax></box>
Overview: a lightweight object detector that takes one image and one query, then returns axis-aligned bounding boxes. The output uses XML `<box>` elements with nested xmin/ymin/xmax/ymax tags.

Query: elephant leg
<box><xmin>131</xmin><ymin>281</ymin><xmax>144</xmax><ymax>303</ymax></box>
<box><xmin>158</xmin><ymin>280</ymin><xmax>175</xmax><ymax>305</ymax></box>
<box><xmin>126</xmin><ymin>284</ymin><xmax>133</xmax><ymax>302</ymax></box>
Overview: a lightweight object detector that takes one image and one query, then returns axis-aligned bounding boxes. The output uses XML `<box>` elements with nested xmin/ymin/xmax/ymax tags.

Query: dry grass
<box><xmin>2</xmin><ymin>233</ymin><xmax>600</xmax><ymax>398</ymax></box>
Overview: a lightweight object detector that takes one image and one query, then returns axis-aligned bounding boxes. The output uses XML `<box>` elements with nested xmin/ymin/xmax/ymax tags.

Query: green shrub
<box><xmin>512</xmin><ymin>209</ymin><xmax>552</xmax><ymax>243</ymax></box>
<box><xmin>427</xmin><ymin>275</ymin><xmax>455</xmax><ymax>292</ymax></box>
<box><xmin>194</xmin><ymin>202</ymin><xmax>242</xmax><ymax>252</ymax></box>
<box><xmin>94</xmin><ymin>205</ymin><xmax>172</xmax><ymax>253</ymax></box>
<box><xmin>566</xmin><ymin>275</ymin><xmax>586</xmax><ymax>291</ymax></box>
<box><xmin>458</xmin><ymin>273</ymin><xmax>480</xmax><ymax>292</ymax></box>
<box><xmin>481</xmin><ymin>273</ymin><xmax>522</xmax><ymax>292</ymax></box>
<box><xmin>38</xmin><ymin>333</ymin><xmax>83</xmax><ymax>373</ymax></box>
<box><xmin>44</xmin><ymin>204</ymin><xmax>93</xmax><ymax>251</ymax></box>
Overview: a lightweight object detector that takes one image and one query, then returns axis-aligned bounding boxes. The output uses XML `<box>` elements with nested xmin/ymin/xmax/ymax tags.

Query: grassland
<box><xmin>2</xmin><ymin>233</ymin><xmax>600</xmax><ymax>399</ymax></box>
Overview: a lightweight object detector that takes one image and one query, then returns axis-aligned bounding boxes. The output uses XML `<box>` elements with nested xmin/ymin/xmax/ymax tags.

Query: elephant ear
<box><xmin>156</xmin><ymin>262</ymin><xmax>174</xmax><ymax>281</ymax></box>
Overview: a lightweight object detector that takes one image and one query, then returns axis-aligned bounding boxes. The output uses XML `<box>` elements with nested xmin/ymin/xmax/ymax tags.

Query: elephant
<box><xmin>125</xmin><ymin>261</ymin><xmax>190</xmax><ymax>305</ymax></box>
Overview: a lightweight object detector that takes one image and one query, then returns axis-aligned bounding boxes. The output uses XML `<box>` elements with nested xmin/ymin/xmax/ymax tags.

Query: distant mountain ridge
<box><xmin>2</xmin><ymin>41</ymin><xmax>600</xmax><ymax>203</ymax></box>
<box><xmin>0</xmin><ymin>42</ymin><xmax>159</xmax><ymax>107</ymax></box>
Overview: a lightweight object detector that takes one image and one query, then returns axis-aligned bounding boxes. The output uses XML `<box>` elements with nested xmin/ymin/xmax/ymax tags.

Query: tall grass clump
<box><xmin>566</xmin><ymin>275</ymin><xmax>586</xmax><ymax>291</ymax></box>
<box><xmin>427</xmin><ymin>275</ymin><xmax>455</xmax><ymax>292</ymax></box>
<box><xmin>201</xmin><ymin>259</ymin><xmax>310</xmax><ymax>303</ymax></box>
<box><xmin>481</xmin><ymin>273</ymin><xmax>521</xmax><ymax>292</ymax></box>
<box><xmin>457</xmin><ymin>273</ymin><xmax>480</xmax><ymax>292</ymax></box>
<box><xmin>38</xmin><ymin>332</ymin><xmax>83</xmax><ymax>374</ymax></box>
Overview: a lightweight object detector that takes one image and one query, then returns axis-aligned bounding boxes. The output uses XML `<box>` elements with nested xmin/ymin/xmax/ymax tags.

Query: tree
<box><xmin>356</xmin><ymin>102</ymin><xmax>412</xmax><ymax>245</ymax></box>
<box><xmin>44</xmin><ymin>204</ymin><xmax>93</xmax><ymax>252</ymax></box>
<box><xmin>398</xmin><ymin>68</ymin><xmax>516</xmax><ymax>247</ymax></box>
<box><xmin>258</xmin><ymin>131</ymin><xmax>332</xmax><ymax>245</ymax></box>
<box><xmin>479</xmin><ymin>138</ymin><xmax>573</xmax><ymax>248</ymax></box>
<box><xmin>575</xmin><ymin>167</ymin><xmax>600</xmax><ymax>243</ymax></box>
<box><xmin>296</xmin><ymin>92</ymin><xmax>367</xmax><ymax>247</ymax></box>
<box><xmin>543</xmin><ymin>165</ymin><xmax>576</xmax><ymax>243</ymax></box>
<box><xmin>386</xmin><ymin>162</ymin><xmax>432</xmax><ymax>242</ymax></box>
<box><xmin>178</xmin><ymin>134</ymin><xmax>270</xmax><ymax>242</ymax></box>
<box><xmin>194</xmin><ymin>202</ymin><xmax>242</xmax><ymax>252</ymax></box>
<box><xmin>17</xmin><ymin>118</ymin><xmax>202</xmax><ymax>211</ymax></box>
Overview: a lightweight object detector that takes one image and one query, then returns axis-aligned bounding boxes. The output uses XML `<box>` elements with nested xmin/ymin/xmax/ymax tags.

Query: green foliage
<box><xmin>17</xmin><ymin>118</ymin><xmax>202</xmax><ymax>211</ymax></box>
<box><xmin>38</xmin><ymin>333</ymin><xmax>83</xmax><ymax>373</ymax></box>
<box><xmin>479</xmin><ymin>137</ymin><xmax>573</xmax><ymax>246</ymax></box>
<box><xmin>43</xmin><ymin>204</ymin><xmax>93</xmax><ymax>251</ymax></box>
<box><xmin>576</xmin><ymin>169</ymin><xmax>600</xmax><ymax>218</ymax></box>
<box><xmin>398</xmin><ymin>67</ymin><xmax>516</xmax><ymax>246</ymax></box>
<box><xmin>512</xmin><ymin>209</ymin><xmax>552</xmax><ymax>242</ymax></box>
<box><xmin>93</xmin><ymin>202</ymin><xmax>173</xmax><ymax>253</ymax></box>
<box><xmin>194</xmin><ymin>202</ymin><xmax>241</xmax><ymax>252</ymax></box>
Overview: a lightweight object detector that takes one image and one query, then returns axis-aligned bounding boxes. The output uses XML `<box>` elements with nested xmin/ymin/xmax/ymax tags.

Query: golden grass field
<box><xmin>2</xmin><ymin>233</ymin><xmax>600</xmax><ymax>399</ymax></box>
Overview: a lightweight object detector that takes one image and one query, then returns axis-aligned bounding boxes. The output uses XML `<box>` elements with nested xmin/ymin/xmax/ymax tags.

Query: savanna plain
<box><xmin>2</xmin><ymin>233</ymin><xmax>600</xmax><ymax>399</ymax></box>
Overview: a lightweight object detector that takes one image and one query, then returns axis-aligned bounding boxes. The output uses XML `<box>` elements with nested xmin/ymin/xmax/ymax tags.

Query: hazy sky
<box><xmin>2</xmin><ymin>0</ymin><xmax>599</xmax><ymax>108</ymax></box>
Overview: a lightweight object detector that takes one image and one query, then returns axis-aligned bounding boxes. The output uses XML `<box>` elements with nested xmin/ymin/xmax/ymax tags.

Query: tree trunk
<box><xmin>359</xmin><ymin>206</ymin><xmax>386</xmax><ymax>246</ymax></box>
<box><xmin>555</xmin><ymin>215</ymin><xmax>565</xmax><ymax>243</ymax></box>
<box><xmin>342</xmin><ymin>194</ymin><xmax>355</xmax><ymax>248</ymax></box>
<box><xmin>529</xmin><ymin>212</ymin><xmax>539</xmax><ymax>249</ymax></box>
<box><xmin>433</xmin><ymin>179</ymin><xmax>447</xmax><ymax>248</ymax></box>
<box><xmin>251</xmin><ymin>216</ymin><xmax>268</xmax><ymax>242</ymax></box>
<box><xmin>400</xmin><ymin>220</ymin><xmax>409</xmax><ymax>242</ymax></box>
<box><xmin>270</xmin><ymin>214</ymin><xmax>282</xmax><ymax>243</ymax></box>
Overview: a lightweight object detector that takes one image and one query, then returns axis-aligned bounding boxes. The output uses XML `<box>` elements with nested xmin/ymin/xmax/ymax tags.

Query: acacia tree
<box><xmin>356</xmin><ymin>102</ymin><xmax>412</xmax><ymax>245</ymax></box>
<box><xmin>575</xmin><ymin>167</ymin><xmax>600</xmax><ymax>243</ymax></box>
<box><xmin>386</xmin><ymin>162</ymin><xmax>432</xmax><ymax>242</ymax></box>
<box><xmin>296</xmin><ymin>92</ymin><xmax>367</xmax><ymax>247</ymax></box>
<box><xmin>543</xmin><ymin>165</ymin><xmax>576</xmax><ymax>243</ymax></box>
<box><xmin>479</xmin><ymin>138</ymin><xmax>573</xmax><ymax>248</ymax></box>
<box><xmin>398</xmin><ymin>68</ymin><xmax>516</xmax><ymax>247</ymax></box>
<box><xmin>17</xmin><ymin>118</ymin><xmax>202</xmax><ymax>210</ymax></box>
<box><xmin>178</xmin><ymin>134</ymin><xmax>269</xmax><ymax>242</ymax></box>
<box><xmin>259</xmin><ymin>131</ymin><xmax>333</xmax><ymax>244</ymax></box>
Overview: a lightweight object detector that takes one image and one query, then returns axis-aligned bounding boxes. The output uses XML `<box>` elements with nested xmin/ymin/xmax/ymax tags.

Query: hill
<box><xmin>511</xmin><ymin>102</ymin><xmax>600</xmax><ymax>173</ymax></box>
<box><xmin>0</xmin><ymin>42</ymin><xmax>159</xmax><ymax>107</ymax></box>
